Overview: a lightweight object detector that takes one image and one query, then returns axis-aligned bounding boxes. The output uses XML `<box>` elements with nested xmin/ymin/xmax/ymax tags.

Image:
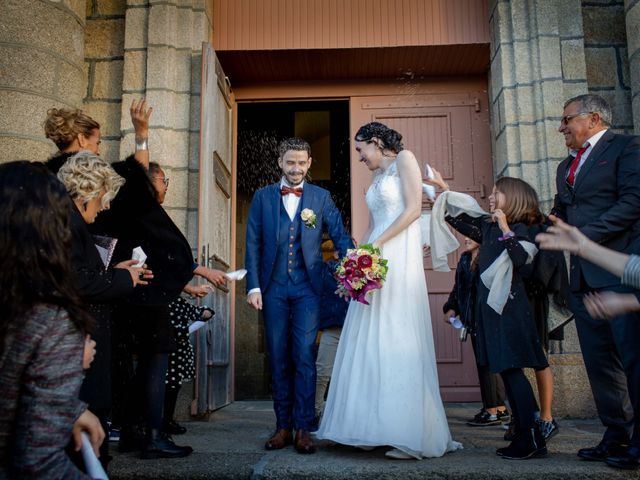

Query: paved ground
<box><xmin>110</xmin><ymin>401</ymin><xmax>638</xmax><ymax>479</ymax></box>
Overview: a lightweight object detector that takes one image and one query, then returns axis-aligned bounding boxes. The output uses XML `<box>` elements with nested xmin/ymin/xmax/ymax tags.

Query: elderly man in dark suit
<box><xmin>551</xmin><ymin>94</ymin><xmax>640</xmax><ymax>469</ymax></box>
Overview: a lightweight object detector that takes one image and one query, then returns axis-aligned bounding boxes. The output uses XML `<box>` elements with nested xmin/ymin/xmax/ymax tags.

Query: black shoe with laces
<box><xmin>467</xmin><ymin>410</ymin><xmax>501</xmax><ymax>426</ymax></box>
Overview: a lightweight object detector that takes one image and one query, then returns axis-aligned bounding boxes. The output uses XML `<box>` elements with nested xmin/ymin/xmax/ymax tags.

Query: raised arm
<box><xmin>536</xmin><ymin>215</ymin><xmax>631</xmax><ymax>279</ymax></box>
<box><xmin>131</xmin><ymin>98</ymin><xmax>153</xmax><ymax>171</ymax></box>
<box><xmin>371</xmin><ymin>150</ymin><xmax>422</xmax><ymax>248</ymax></box>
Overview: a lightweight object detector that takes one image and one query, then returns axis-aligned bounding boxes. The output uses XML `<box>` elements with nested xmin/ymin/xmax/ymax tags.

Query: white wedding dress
<box><xmin>316</xmin><ymin>161</ymin><xmax>462</xmax><ymax>458</ymax></box>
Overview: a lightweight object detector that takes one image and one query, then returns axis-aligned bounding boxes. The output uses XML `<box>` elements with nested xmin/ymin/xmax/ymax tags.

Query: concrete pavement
<box><xmin>109</xmin><ymin>401</ymin><xmax>638</xmax><ymax>479</ymax></box>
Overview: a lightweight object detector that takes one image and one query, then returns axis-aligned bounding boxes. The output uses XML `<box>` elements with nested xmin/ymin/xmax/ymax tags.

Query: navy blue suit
<box><xmin>552</xmin><ymin>131</ymin><xmax>640</xmax><ymax>447</ymax></box>
<box><xmin>245</xmin><ymin>182</ymin><xmax>352</xmax><ymax>430</ymax></box>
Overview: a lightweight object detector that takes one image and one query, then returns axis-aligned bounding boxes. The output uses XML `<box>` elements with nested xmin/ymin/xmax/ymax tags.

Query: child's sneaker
<box><xmin>467</xmin><ymin>410</ymin><xmax>501</xmax><ymax>426</ymax></box>
<box><xmin>497</xmin><ymin>409</ymin><xmax>511</xmax><ymax>423</ymax></box>
<box><xmin>536</xmin><ymin>418</ymin><xmax>559</xmax><ymax>441</ymax></box>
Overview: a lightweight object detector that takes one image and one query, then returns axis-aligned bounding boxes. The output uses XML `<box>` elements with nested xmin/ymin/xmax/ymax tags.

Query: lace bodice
<box><xmin>365</xmin><ymin>162</ymin><xmax>404</xmax><ymax>240</ymax></box>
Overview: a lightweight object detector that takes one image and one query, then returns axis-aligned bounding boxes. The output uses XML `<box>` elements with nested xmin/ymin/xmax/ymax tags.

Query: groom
<box><xmin>245</xmin><ymin>137</ymin><xmax>352</xmax><ymax>454</ymax></box>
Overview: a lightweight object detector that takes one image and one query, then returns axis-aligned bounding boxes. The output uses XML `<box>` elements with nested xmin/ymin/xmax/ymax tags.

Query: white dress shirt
<box><xmin>281</xmin><ymin>179</ymin><xmax>305</xmax><ymax>221</ymax></box>
<box><xmin>568</xmin><ymin>129</ymin><xmax>608</xmax><ymax>181</ymax></box>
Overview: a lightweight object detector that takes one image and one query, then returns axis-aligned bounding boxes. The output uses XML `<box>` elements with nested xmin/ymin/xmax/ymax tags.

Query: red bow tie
<box><xmin>280</xmin><ymin>186</ymin><xmax>303</xmax><ymax>197</ymax></box>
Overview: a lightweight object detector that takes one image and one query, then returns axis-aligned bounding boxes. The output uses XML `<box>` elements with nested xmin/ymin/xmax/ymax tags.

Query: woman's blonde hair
<box><xmin>44</xmin><ymin>107</ymin><xmax>100</xmax><ymax>150</ymax></box>
<box><xmin>495</xmin><ymin>177</ymin><xmax>544</xmax><ymax>226</ymax></box>
<box><xmin>57</xmin><ymin>150</ymin><xmax>125</xmax><ymax>208</ymax></box>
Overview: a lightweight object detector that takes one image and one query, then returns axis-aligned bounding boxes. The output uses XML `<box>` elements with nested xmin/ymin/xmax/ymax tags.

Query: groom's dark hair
<box><xmin>278</xmin><ymin>137</ymin><xmax>311</xmax><ymax>158</ymax></box>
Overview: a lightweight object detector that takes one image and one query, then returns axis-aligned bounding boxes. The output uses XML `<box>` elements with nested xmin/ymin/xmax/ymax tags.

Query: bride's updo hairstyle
<box><xmin>495</xmin><ymin>176</ymin><xmax>544</xmax><ymax>226</ymax></box>
<box><xmin>355</xmin><ymin>122</ymin><xmax>404</xmax><ymax>154</ymax></box>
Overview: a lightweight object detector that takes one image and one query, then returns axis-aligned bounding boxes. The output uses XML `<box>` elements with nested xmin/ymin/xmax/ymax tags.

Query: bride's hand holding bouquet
<box><xmin>334</xmin><ymin>243</ymin><xmax>388</xmax><ymax>305</ymax></box>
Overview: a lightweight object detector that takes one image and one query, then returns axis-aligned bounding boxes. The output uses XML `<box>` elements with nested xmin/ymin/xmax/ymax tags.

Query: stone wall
<box><xmin>117</xmin><ymin>0</ymin><xmax>212</xmax><ymax>249</ymax></box>
<box><xmin>84</xmin><ymin>0</ymin><xmax>126</xmax><ymax>163</ymax></box>
<box><xmin>0</xmin><ymin>0</ymin><xmax>86</xmax><ymax>163</ymax></box>
<box><xmin>627</xmin><ymin>0</ymin><xmax>640</xmax><ymax>133</ymax></box>
<box><xmin>582</xmin><ymin>0</ymin><xmax>634</xmax><ymax>133</ymax></box>
<box><xmin>488</xmin><ymin>0</ymin><xmax>588</xmax><ymax>213</ymax></box>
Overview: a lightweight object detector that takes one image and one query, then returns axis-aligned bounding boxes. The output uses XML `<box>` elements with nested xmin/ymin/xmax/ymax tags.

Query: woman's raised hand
<box><xmin>130</xmin><ymin>98</ymin><xmax>152</xmax><ymax>140</ymax></box>
<box><xmin>424</xmin><ymin>167</ymin><xmax>449</xmax><ymax>191</ymax></box>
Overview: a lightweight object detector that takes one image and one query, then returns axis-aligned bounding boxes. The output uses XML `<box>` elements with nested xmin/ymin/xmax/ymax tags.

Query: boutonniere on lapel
<box><xmin>300</xmin><ymin>208</ymin><xmax>317</xmax><ymax>229</ymax></box>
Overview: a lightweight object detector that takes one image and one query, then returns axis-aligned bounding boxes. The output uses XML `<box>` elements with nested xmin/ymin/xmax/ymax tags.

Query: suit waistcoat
<box><xmin>271</xmin><ymin>200</ymin><xmax>309</xmax><ymax>286</ymax></box>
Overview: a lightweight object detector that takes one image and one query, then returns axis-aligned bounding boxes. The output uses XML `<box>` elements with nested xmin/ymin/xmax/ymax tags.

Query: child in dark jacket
<box><xmin>429</xmin><ymin>173</ymin><xmax>549</xmax><ymax>460</ymax></box>
<box><xmin>443</xmin><ymin>238</ymin><xmax>509</xmax><ymax>427</ymax></box>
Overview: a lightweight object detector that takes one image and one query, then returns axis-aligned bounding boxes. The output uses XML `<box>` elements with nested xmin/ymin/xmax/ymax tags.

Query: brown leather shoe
<box><xmin>294</xmin><ymin>429</ymin><xmax>316</xmax><ymax>454</ymax></box>
<box><xmin>265</xmin><ymin>429</ymin><xmax>293</xmax><ymax>450</ymax></box>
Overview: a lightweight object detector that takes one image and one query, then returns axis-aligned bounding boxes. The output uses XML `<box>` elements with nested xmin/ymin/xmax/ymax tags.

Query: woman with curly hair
<box><xmin>0</xmin><ymin>161</ymin><xmax>104</xmax><ymax>479</ymax></box>
<box><xmin>55</xmin><ymin>150</ymin><xmax>149</xmax><ymax>469</ymax></box>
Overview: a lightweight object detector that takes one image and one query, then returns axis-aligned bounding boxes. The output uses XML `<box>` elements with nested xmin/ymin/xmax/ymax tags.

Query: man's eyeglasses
<box><xmin>152</xmin><ymin>176</ymin><xmax>169</xmax><ymax>187</ymax></box>
<box><xmin>560</xmin><ymin>112</ymin><xmax>592</xmax><ymax>126</ymax></box>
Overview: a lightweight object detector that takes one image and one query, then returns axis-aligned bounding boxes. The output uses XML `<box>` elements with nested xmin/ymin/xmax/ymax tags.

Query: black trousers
<box><xmin>471</xmin><ymin>335</ymin><xmax>506</xmax><ymax>409</ymax></box>
<box><xmin>571</xmin><ymin>284</ymin><xmax>640</xmax><ymax>446</ymax></box>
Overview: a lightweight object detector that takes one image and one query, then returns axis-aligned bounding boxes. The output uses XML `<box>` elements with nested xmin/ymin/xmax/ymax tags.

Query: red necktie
<box><xmin>566</xmin><ymin>143</ymin><xmax>589</xmax><ymax>186</ymax></box>
<box><xmin>280</xmin><ymin>186</ymin><xmax>303</xmax><ymax>197</ymax></box>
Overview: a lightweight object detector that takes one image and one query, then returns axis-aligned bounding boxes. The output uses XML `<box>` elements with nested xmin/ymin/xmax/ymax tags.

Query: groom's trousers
<box><xmin>263</xmin><ymin>279</ymin><xmax>320</xmax><ymax>431</ymax></box>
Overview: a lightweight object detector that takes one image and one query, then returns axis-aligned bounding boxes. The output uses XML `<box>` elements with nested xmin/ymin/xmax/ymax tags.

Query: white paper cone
<box><xmin>225</xmin><ymin>269</ymin><xmax>247</xmax><ymax>281</ymax></box>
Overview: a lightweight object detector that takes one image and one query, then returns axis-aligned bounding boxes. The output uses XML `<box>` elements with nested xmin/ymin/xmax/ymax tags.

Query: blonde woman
<box><xmin>52</xmin><ymin>150</ymin><xmax>150</xmax><ymax>470</ymax></box>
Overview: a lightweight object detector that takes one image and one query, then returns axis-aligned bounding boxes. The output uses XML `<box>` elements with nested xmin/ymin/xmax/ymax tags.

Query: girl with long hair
<box><xmin>429</xmin><ymin>174</ymin><xmax>549</xmax><ymax>460</ymax></box>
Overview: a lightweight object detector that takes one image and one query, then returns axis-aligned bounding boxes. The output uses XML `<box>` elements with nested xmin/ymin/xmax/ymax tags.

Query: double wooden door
<box><xmin>350</xmin><ymin>92</ymin><xmax>492</xmax><ymax>401</ymax></box>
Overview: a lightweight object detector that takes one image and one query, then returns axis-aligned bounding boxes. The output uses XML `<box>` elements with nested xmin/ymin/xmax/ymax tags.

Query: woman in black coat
<box><xmin>45</xmin><ymin>149</ymin><xmax>146</xmax><ymax>468</ymax></box>
<box><xmin>89</xmin><ymin>100</ymin><xmax>226</xmax><ymax>459</ymax></box>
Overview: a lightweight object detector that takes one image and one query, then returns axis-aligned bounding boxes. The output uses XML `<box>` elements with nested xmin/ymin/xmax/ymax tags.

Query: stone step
<box><xmin>109</xmin><ymin>401</ymin><xmax>637</xmax><ymax>480</ymax></box>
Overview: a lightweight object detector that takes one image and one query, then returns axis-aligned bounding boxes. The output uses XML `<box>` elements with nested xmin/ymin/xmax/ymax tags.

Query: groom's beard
<box><xmin>282</xmin><ymin>174</ymin><xmax>305</xmax><ymax>187</ymax></box>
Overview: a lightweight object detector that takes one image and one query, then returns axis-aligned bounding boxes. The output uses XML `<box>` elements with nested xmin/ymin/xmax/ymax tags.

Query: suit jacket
<box><xmin>551</xmin><ymin>130</ymin><xmax>640</xmax><ymax>290</ymax></box>
<box><xmin>245</xmin><ymin>182</ymin><xmax>353</xmax><ymax>295</ymax></box>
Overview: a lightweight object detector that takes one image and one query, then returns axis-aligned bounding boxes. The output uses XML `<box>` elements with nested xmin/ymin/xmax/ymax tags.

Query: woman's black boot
<box><xmin>140</xmin><ymin>429</ymin><xmax>193</xmax><ymax>459</ymax></box>
<box><xmin>496</xmin><ymin>425</ymin><xmax>547</xmax><ymax>460</ymax></box>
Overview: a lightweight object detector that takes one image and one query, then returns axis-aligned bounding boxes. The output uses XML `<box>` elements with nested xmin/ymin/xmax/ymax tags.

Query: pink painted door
<box><xmin>350</xmin><ymin>92</ymin><xmax>493</xmax><ymax>401</ymax></box>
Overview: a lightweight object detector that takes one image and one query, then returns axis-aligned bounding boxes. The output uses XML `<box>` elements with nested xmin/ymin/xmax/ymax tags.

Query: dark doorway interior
<box><xmin>237</xmin><ymin>100</ymin><xmax>352</xmax><ymax>230</ymax></box>
<box><xmin>234</xmin><ymin>100</ymin><xmax>351</xmax><ymax>400</ymax></box>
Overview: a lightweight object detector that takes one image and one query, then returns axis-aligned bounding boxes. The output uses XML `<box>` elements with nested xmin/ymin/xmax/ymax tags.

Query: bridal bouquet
<box><xmin>335</xmin><ymin>244</ymin><xmax>388</xmax><ymax>305</ymax></box>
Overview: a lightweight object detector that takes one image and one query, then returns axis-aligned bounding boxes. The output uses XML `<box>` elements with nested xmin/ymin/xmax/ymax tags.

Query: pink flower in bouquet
<box><xmin>355</xmin><ymin>279</ymin><xmax>382</xmax><ymax>305</ymax></box>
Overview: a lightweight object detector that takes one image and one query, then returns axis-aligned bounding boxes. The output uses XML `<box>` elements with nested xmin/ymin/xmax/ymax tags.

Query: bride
<box><xmin>316</xmin><ymin>122</ymin><xmax>461</xmax><ymax>459</ymax></box>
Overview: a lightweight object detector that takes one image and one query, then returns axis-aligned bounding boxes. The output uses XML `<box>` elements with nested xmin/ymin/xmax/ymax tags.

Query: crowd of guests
<box><xmin>429</xmin><ymin>93</ymin><xmax>640</xmax><ymax>467</ymax></box>
<box><xmin>0</xmin><ymin>99</ymin><xmax>227</xmax><ymax>478</ymax></box>
<box><xmin>0</xmin><ymin>91</ymin><xmax>639</xmax><ymax>476</ymax></box>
